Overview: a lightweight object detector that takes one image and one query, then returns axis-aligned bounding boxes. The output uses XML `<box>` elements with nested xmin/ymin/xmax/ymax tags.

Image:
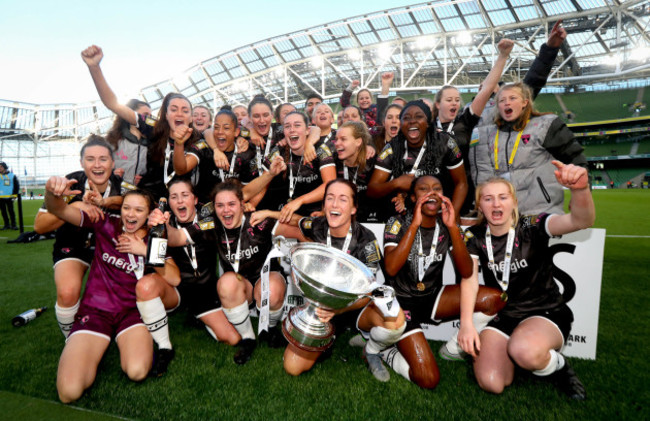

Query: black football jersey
<box><xmin>383</xmin><ymin>213</ymin><xmax>452</xmax><ymax>297</ymax></box>
<box><xmin>464</xmin><ymin>214</ymin><xmax>565</xmax><ymax>317</ymax></box>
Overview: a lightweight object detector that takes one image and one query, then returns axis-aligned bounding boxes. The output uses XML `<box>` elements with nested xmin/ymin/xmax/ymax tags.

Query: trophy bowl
<box><xmin>282</xmin><ymin>242</ymin><xmax>377</xmax><ymax>352</ymax></box>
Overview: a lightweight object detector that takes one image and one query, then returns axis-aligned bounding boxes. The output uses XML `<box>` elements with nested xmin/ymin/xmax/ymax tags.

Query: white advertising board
<box><xmin>356</xmin><ymin>224</ymin><xmax>605</xmax><ymax>360</ymax></box>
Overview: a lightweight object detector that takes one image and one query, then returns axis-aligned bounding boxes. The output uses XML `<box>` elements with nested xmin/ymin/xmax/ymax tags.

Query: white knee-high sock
<box><xmin>223</xmin><ymin>302</ymin><xmax>255</xmax><ymax>340</ymax></box>
<box><xmin>533</xmin><ymin>350</ymin><xmax>566</xmax><ymax>376</ymax></box>
<box><xmin>381</xmin><ymin>345</ymin><xmax>411</xmax><ymax>381</ymax></box>
<box><xmin>268</xmin><ymin>307</ymin><xmax>284</xmax><ymax>328</ymax></box>
<box><xmin>137</xmin><ymin>298</ymin><xmax>172</xmax><ymax>349</ymax></box>
<box><xmin>445</xmin><ymin>312</ymin><xmax>496</xmax><ymax>354</ymax></box>
<box><xmin>365</xmin><ymin>324</ymin><xmax>406</xmax><ymax>355</ymax></box>
<box><xmin>55</xmin><ymin>300</ymin><xmax>79</xmax><ymax>338</ymax></box>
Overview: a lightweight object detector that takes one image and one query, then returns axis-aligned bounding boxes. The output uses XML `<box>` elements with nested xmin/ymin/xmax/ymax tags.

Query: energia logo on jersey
<box><xmin>487</xmin><ymin>258</ymin><xmax>528</xmax><ymax>273</ymax></box>
<box><xmin>102</xmin><ymin>253</ymin><xmax>138</xmax><ymax>273</ymax></box>
<box><xmin>227</xmin><ymin>244</ymin><xmax>260</xmax><ymax>262</ymax></box>
<box><xmin>296</xmin><ymin>174</ymin><xmax>319</xmax><ymax>183</ymax></box>
<box><xmin>414</xmin><ymin>168</ymin><xmax>440</xmax><ymax>177</ymax></box>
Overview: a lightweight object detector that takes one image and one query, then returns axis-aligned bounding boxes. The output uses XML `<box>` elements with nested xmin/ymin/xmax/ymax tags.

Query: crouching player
<box><xmin>378</xmin><ymin>175</ymin><xmax>506</xmax><ymax>389</ymax></box>
<box><xmin>45</xmin><ymin>176</ymin><xmax>155</xmax><ymax>403</ymax></box>
<box><xmin>134</xmin><ymin>179</ymin><xmax>241</xmax><ymax>376</ymax></box>
<box><xmin>458</xmin><ymin>162</ymin><xmax>594</xmax><ymax>400</ymax></box>
<box><xmin>34</xmin><ymin>135</ymin><xmax>130</xmax><ymax>338</ymax></box>
<box><xmin>254</xmin><ymin>179</ymin><xmax>406</xmax><ymax>381</ymax></box>
<box><xmin>141</xmin><ymin>158</ymin><xmax>288</xmax><ymax>369</ymax></box>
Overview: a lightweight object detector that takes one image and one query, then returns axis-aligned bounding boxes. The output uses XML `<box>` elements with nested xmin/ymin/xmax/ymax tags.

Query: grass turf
<box><xmin>1</xmin><ymin>191</ymin><xmax>649</xmax><ymax>420</ymax></box>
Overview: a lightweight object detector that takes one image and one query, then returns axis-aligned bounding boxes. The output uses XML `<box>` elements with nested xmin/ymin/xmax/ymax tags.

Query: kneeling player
<box><xmin>458</xmin><ymin>162</ymin><xmax>594</xmax><ymax>400</ymax></box>
<box><xmin>134</xmin><ymin>179</ymin><xmax>240</xmax><ymax>376</ymax></box>
<box><xmin>45</xmin><ymin>177</ymin><xmax>155</xmax><ymax>403</ymax></box>
<box><xmin>379</xmin><ymin>176</ymin><xmax>506</xmax><ymax>389</ymax></box>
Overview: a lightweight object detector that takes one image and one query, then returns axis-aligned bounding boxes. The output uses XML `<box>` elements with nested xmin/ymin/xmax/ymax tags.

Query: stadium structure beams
<box><xmin>1</xmin><ymin>0</ymin><xmax>649</xmax><ymax>142</ymax></box>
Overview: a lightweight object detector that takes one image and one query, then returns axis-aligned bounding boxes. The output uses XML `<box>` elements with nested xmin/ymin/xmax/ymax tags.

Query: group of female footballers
<box><xmin>39</xmin><ymin>20</ymin><xmax>593</xmax><ymax>403</ymax></box>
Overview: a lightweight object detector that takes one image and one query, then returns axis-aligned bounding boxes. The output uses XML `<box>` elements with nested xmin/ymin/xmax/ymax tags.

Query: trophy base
<box><xmin>282</xmin><ymin>308</ymin><xmax>335</xmax><ymax>352</ymax></box>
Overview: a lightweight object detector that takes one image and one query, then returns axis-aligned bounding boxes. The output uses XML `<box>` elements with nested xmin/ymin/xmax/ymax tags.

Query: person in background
<box><xmin>340</xmin><ymin>72</ymin><xmax>394</xmax><ymax>129</ymax></box>
<box><xmin>371</xmin><ymin>103</ymin><xmax>403</xmax><ymax>154</ymax></box>
<box><xmin>0</xmin><ymin>161</ymin><xmax>19</xmax><ymax>230</ymax></box>
<box><xmin>304</xmin><ymin>93</ymin><xmax>323</xmax><ymax>118</ymax></box>
<box><xmin>275</xmin><ymin>103</ymin><xmax>297</xmax><ymax>126</ymax></box>
<box><xmin>392</xmin><ymin>97</ymin><xmax>407</xmax><ymax>107</ymax></box>
<box><xmin>192</xmin><ymin>105</ymin><xmax>213</xmax><ymax>135</ymax></box>
<box><xmin>312</xmin><ymin>103</ymin><xmax>337</xmax><ymax>146</ymax></box>
<box><xmin>232</xmin><ymin>105</ymin><xmax>249</xmax><ymax>126</ymax></box>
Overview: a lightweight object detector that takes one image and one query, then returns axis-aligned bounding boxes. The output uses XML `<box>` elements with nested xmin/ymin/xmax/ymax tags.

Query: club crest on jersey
<box><xmin>365</xmin><ymin>241</ymin><xmax>381</xmax><ymax>263</ymax></box>
<box><xmin>387</xmin><ymin>219</ymin><xmax>401</xmax><ymax>235</ymax></box>
<box><xmin>520</xmin><ymin>214</ymin><xmax>540</xmax><ymax>228</ymax></box>
<box><xmin>195</xmin><ymin>140</ymin><xmax>209</xmax><ymax>149</ymax></box>
<box><xmin>199</xmin><ymin>220</ymin><xmax>215</xmax><ymax>230</ymax></box>
<box><xmin>302</xmin><ymin>219</ymin><xmax>313</xmax><ymax>229</ymax></box>
<box><xmin>319</xmin><ymin>144</ymin><xmax>333</xmax><ymax>157</ymax></box>
<box><xmin>120</xmin><ymin>181</ymin><xmax>136</xmax><ymax>192</ymax></box>
<box><xmin>200</xmin><ymin>203</ymin><xmax>214</xmax><ymax>217</ymax></box>
<box><xmin>379</xmin><ymin>147</ymin><xmax>392</xmax><ymax>160</ymax></box>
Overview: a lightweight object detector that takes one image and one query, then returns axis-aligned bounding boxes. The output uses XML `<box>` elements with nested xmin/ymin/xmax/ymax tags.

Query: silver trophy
<box><xmin>282</xmin><ymin>242</ymin><xmax>379</xmax><ymax>352</ymax></box>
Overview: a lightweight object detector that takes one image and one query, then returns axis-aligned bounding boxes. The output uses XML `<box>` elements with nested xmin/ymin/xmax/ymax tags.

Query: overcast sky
<box><xmin>0</xmin><ymin>0</ymin><xmax>419</xmax><ymax>104</ymax></box>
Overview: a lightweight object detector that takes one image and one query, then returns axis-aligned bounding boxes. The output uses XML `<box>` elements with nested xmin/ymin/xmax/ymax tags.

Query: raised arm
<box><xmin>547</xmin><ymin>161</ymin><xmax>595</xmax><ymax>236</ymax></box>
<box><xmin>81</xmin><ymin>45</ymin><xmax>138</xmax><ymax>126</ymax></box>
<box><xmin>340</xmin><ymin>80</ymin><xmax>359</xmax><ymax>107</ymax></box>
<box><xmin>470</xmin><ymin>39</ymin><xmax>513</xmax><ymax>117</ymax></box>
<box><xmin>376</xmin><ymin>72</ymin><xmax>394</xmax><ymax>123</ymax></box>
<box><xmin>523</xmin><ymin>20</ymin><xmax>566</xmax><ymax>99</ymax></box>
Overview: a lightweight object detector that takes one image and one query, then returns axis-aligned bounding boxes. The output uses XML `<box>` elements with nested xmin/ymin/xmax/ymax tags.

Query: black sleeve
<box><xmin>541</xmin><ymin>117</ymin><xmax>587</xmax><ymax>168</ymax></box>
<box><xmin>523</xmin><ymin>43</ymin><xmax>560</xmax><ymax>100</ymax></box>
<box><xmin>376</xmin><ymin>96</ymin><xmax>389</xmax><ymax>123</ymax></box>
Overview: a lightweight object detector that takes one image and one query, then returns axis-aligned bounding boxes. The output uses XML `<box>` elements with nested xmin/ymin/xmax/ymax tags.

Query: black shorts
<box><xmin>395</xmin><ymin>286</ymin><xmax>444</xmax><ymax>333</ymax></box>
<box><xmin>487</xmin><ymin>304</ymin><xmax>574</xmax><ymax>343</ymax></box>
<box><xmin>52</xmin><ymin>245</ymin><xmax>94</xmax><ymax>267</ymax></box>
<box><xmin>176</xmin><ymin>282</ymin><xmax>221</xmax><ymax>318</ymax></box>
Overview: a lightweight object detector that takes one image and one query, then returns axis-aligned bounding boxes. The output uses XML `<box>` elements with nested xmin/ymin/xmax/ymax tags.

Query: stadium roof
<box><xmin>1</xmin><ymin>0</ymin><xmax>649</xmax><ymax>142</ymax></box>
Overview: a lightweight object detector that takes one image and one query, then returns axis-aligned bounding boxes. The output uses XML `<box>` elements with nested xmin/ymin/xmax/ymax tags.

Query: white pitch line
<box><xmin>606</xmin><ymin>235</ymin><xmax>650</xmax><ymax>238</ymax></box>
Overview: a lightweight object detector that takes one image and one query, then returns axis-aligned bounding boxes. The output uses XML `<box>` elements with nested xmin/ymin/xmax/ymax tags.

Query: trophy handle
<box><xmin>273</xmin><ymin>235</ymin><xmax>292</xmax><ymax>264</ymax></box>
<box><xmin>370</xmin><ymin>285</ymin><xmax>400</xmax><ymax>318</ymax></box>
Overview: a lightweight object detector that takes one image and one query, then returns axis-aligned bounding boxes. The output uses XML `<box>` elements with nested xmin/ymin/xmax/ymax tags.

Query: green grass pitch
<box><xmin>1</xmin><ymin>190</ymin><xmax>649</xmax><ymax>420</ymax></box>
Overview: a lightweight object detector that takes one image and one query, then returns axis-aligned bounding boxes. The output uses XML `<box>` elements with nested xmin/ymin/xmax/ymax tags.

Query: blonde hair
<box><xmin>494</xmin><ymin>82</ymin><xmax>551</xmax><ymax>131</ymax></box>
<box><xmin>475</xmin><ymin>177</ymin><xmax>519</xmax><ymax>227</ymax></box>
